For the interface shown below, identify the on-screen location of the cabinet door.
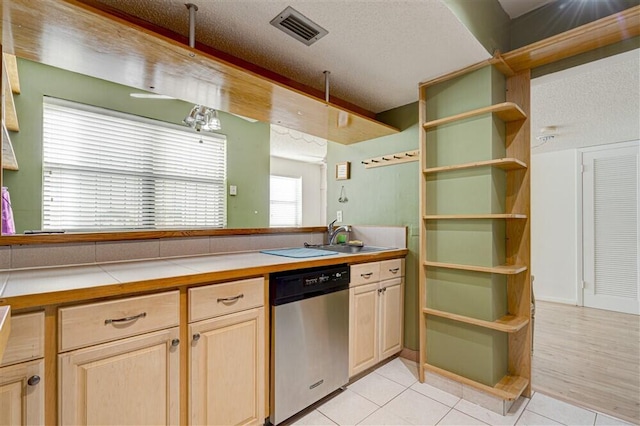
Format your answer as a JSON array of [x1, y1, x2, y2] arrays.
[[379, 278, 404, 360], [0, 359, 44, 426], [349, 282, 379, 377], [59, 327, 180, 426], [190, 307, 265, 426]]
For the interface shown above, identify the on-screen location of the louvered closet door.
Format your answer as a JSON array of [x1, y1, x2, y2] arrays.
[[583, 143, 639, 314]]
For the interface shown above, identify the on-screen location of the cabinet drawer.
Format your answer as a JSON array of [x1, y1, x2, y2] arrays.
[[189, 277, 264, 322], [59, 291, 179, 352], [350, 262, 380, 287], [380, 258, 405, 281], [1, 311, 44, 367]]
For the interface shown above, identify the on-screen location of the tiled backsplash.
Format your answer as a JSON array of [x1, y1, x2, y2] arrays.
[[0, 226, 407, 270]]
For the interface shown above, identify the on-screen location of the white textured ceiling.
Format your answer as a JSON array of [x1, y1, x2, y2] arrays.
[[92, 0, 491, 113], [531, 49, 640, 153]]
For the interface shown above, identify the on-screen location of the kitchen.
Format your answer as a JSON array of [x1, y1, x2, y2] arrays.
[[0, 0, 636, 424]]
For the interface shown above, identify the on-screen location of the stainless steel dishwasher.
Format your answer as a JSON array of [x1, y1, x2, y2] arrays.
[[269, 264, 350, 425]]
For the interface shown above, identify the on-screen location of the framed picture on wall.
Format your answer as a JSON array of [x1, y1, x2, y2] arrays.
[[336, 161, 350, 180]]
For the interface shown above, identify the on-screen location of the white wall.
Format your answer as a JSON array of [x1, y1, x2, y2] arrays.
[[270, 157, 326, 227], [531, 149, 579, 304]]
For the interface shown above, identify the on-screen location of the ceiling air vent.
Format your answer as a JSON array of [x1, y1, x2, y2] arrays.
[[270, 6, 328, 46]]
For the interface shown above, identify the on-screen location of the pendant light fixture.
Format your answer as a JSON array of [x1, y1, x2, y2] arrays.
[[183, 105, 221, 132]]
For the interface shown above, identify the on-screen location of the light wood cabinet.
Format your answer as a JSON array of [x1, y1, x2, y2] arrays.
[[349, 282, 379, 376], [189, 308, 265, 425], [58, 327, 180, 425], [57, 291, 180, 425], [0, 311, 45, 426], [188, 278, 265, 426], [0, 358, 44, 426], [349, 260, 405, 377], [379, 278, 404, 360]]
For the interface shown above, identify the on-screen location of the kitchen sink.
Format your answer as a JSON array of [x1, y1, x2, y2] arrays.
[[313, 244, 391, 254]]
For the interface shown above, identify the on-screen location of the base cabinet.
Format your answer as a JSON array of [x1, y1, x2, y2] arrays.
[[0, 311, 45, 426], [58, 327, 180, 425], [349, 282, 380, 376], [349, 260, 405, 378], [188, 277, 266, 426], [0, 359, 44, 426], [189, 307, 265, 426], [379, 278, 404, 360]]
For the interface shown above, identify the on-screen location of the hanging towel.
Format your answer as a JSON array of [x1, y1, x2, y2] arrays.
[[2, 187, 15, 235]]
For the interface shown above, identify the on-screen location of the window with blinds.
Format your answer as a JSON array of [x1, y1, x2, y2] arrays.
[[270, 175, 302, 227], [42, 98, 227, 231]]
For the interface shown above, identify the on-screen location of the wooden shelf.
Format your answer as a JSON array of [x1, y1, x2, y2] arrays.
[[0, 306, 10, 363], [3, 53, 21, 94], [2, 66, 19, 132], [423, 363, 528, 401], [423, 214, 527, 220], [423, 102, 526, 130], [423, 261, 527, 275], [423, 308, 529, 333], [2, 124, 19, 170], [423, 158, 527, 174]]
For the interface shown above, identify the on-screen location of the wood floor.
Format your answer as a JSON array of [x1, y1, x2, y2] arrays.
[[532, 301, 640, 424]]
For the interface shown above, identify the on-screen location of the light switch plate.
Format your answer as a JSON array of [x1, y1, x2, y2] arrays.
[[229, 185, 237, 196]]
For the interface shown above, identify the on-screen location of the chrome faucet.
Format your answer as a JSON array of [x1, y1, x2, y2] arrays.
[[327, 219, 350, 245]]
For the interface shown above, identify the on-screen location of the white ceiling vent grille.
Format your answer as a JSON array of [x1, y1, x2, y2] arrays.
[[270, 6, 328, 46]]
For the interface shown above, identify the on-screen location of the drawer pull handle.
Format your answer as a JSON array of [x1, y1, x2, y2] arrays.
[[361, 273, 373, 278], [171, 338, 180, 347], [389, 268, 400, 274], [193, 333, 201, 342], [104, 312, 147, 325], [217, 294, 244, 303], [27, 375, 40, 386]]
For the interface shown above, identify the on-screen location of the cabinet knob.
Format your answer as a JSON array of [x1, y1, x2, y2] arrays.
[[171, 338, 180, 347], [27, 375, 41, 386], [193, 333, 201, 342]]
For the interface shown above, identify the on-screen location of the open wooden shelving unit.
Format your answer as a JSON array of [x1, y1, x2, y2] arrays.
[[418, 60, 532, 406]]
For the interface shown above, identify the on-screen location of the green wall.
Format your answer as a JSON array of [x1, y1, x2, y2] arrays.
[[327, 102, 420, 351], [4, 59, 270, 232], [443, 0, 510, 54]]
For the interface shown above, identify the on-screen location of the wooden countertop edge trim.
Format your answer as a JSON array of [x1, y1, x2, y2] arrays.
[[0, 249, 408, 310], [0, 306, 10, 361], [0, 226, 328, 246]]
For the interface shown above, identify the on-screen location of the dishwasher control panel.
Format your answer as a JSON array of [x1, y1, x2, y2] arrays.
[[270, 264, 350, 305]]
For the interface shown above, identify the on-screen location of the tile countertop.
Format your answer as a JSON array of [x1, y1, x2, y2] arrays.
[[0, 248, 408, 310]]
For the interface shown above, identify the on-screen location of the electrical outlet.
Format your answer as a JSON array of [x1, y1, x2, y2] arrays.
[[337, 210, 343, 222]]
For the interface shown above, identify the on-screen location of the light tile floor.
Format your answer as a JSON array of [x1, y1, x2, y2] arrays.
[[290, 358, 635, 426]]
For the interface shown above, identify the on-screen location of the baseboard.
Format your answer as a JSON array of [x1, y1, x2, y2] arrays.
[[399, 347, 418, 362], [535, 296, 578, 305]]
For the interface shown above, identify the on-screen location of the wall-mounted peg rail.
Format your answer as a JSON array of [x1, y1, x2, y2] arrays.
[[361, 149, 420, 169]]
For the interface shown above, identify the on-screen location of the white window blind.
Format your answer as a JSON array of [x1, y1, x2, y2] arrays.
[[270, 175, 302, 227], [42, 98, 227, 231]]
